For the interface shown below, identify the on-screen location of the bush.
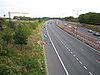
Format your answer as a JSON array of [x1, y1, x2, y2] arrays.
[[31, 22, 38, 29], [2, 32, 13, 45], [23, 56, 35, 70], [13, 23, 31, 49]]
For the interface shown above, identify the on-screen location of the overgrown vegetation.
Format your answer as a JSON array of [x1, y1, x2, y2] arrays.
[[78, 12, 100, 25], [0, 18, 46, 75], [64, 16, 78, 22]]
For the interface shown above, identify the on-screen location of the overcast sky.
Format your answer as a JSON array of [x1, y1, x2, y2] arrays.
[[0, 0, 100, 18]]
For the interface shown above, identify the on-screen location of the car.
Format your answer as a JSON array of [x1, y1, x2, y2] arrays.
[[74, 26, 77, 29], [88, 30, 93, 33], [64, 23, 68, 25], [93, 32, 100, 36], [68, 25, 72, 28]]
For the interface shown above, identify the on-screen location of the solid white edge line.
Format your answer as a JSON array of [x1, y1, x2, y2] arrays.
[[47, 26, 70, 75]]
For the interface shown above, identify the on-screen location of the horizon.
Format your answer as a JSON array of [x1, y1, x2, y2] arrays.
[[0, 0, 100, 18]]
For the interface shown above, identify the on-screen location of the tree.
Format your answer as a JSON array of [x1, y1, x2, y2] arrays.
[[0, 18, 6, 30], [78, 12, 100, 25], [64, 16, 78, 22], [2, 29, 13, 45], [31, 22, 38, 29], [13, 23, 31, 50]]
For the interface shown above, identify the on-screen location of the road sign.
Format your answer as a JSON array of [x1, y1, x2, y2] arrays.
[[43, 33, 48, 38], [42, 26, 46, 30]]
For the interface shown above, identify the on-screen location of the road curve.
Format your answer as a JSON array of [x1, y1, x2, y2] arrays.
[[44, 20, 100, 75]]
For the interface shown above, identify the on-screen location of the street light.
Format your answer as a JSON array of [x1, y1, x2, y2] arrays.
[[73, 10, 82, 17], [73, 10, 82, 37]]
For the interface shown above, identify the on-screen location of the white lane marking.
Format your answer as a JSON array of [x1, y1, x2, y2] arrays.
[[79, 61, 83, 65], [76, 58, 79, 61], [48, 24, 95, 75], [96, 60, 100, 64], [83, 66, 87, 70], [66, 47, 69, 50], [71, 52, 73, 54], [47, 27, 70, 75], [89, 72, 93, 75], [62, 28, 100, 54]]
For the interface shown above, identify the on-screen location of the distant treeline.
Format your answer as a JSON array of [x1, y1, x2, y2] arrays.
[[78, 12, 100, 25], [13, 16, 64, 21], [13, 12, 100, 25], [13, 16, 44, 21]]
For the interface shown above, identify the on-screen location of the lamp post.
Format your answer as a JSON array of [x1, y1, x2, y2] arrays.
[[73, 10, 82, 36], [73, 10, 82, 17]]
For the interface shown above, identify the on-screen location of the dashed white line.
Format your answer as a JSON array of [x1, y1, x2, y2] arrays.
[[71, 52, 73, 54], [66, 47, 69, 50], [47, 27, 70, 75], [48, 25, 95, 75], [83, 66, 87, 70], [96, 60, 100, 64], [89, 72, 93, 75], [63, 27, 100, 54], [76, 58, 79, 61], [79, 61, 83, 65]]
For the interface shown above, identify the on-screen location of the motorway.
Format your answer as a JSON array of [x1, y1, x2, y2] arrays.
[[44, 20, 100, 75], [77, 27, 100, 40], [64, 23, 100, 40]]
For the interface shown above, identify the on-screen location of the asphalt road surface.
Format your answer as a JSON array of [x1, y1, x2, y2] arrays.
[[44, 20, 100, 75], [64, 22, 100, 40], [77, 27, 100, 40]]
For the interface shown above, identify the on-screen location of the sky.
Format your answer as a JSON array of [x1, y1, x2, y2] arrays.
[[0, 0, 100, 18]]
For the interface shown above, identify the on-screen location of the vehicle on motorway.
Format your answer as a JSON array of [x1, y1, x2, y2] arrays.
[[68, 25, 72, 28], [93, 32, 100, 36], [88, 30, 93, 33], [64, 23, 68, 25], [73, 26, 77, 29]]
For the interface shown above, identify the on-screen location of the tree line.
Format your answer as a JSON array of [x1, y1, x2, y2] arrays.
[[11, 12, 100, 25], [78, 12, 100, 25]]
